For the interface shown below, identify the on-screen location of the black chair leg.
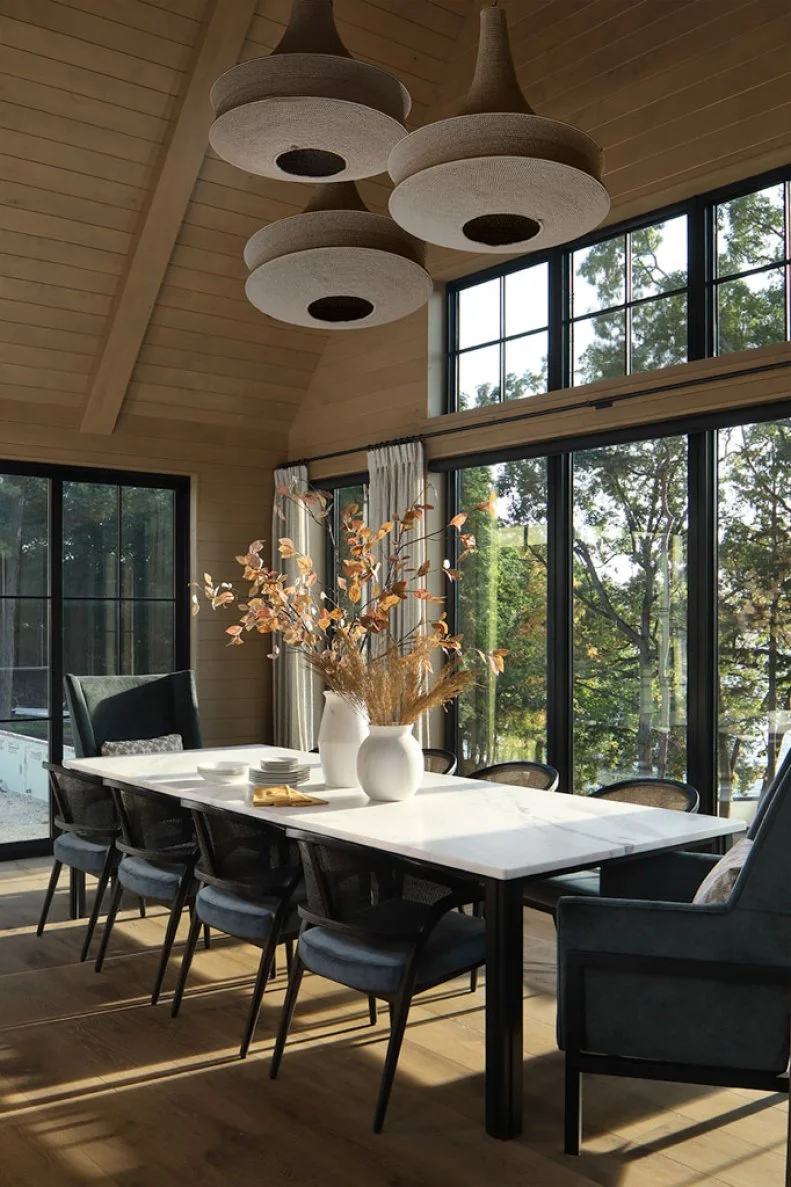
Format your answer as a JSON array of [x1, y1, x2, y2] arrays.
[[138, 898, 146, 919], [203, 924, 211, 950], [269, 950, 305, 1080], [373, 990, 412, 1133], [170, 910, 202, 1018], [564, 1059, 581, 1155], [150, 876, 191, 1006], [36, 859, 63, 937], [470, 900, 482, 991], [285, 938, 294, 976], [80, 852, 115, 963], [240, 928, 281, 1060], [94, 878, 123, 973], [368, 995, 378, 1025]]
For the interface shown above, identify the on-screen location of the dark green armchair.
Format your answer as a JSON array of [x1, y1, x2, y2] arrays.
[[65, 672, 202, 758], [557, 753, 791, 1164]]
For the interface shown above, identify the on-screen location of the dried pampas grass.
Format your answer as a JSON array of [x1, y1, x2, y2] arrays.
[[307, 637, 474, 726]]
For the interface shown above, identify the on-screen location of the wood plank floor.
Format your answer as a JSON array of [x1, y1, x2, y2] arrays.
[[0, 858, 785, 1187]]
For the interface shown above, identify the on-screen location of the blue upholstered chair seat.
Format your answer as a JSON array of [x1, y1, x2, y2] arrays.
[[53, 832, 111, 876], [299, 910, 486, 995], [118, 855, 194, 902], [196, 884, 302, 943], [523, 869, 601, 912]]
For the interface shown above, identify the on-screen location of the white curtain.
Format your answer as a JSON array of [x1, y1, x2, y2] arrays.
[[272, 464, 317, 751], [367, 440, 428, 744]]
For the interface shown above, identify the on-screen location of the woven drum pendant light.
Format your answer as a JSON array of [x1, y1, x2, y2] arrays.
[[209, 0, 411, 182], [243, 183, 433, 330], [388, 5, 609, 253]]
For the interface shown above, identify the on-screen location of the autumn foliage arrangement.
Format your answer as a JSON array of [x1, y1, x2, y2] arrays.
[[195, 482, 506, 727]]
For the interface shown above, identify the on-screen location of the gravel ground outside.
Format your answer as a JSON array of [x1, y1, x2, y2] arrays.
[[0, 792, 50, 844]]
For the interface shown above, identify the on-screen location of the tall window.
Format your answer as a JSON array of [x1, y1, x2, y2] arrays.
[[447, 167, 791, 414], [455, 461, 547, 773], [0, 466, 189, 853], [453, 262, 549, 410], [572, 438, 688, 788], [718, 421, 791, 820]]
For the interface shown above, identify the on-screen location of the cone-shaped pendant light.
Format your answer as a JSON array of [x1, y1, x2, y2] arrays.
[[388, 5, 609, 253], [244, 183, 433, 330], [210, 0, 411, 182]]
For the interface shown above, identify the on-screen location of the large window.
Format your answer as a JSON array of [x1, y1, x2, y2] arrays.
[[718, 421, 791, 820], [455, 461, 547, 772], [0, 465, 189, 854], [446, 413, 791, 814], [447, 168, 791, 414], [572, 439, 688, 788]]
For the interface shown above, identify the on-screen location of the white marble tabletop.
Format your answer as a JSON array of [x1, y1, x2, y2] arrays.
[[65, 745, 745, 882]]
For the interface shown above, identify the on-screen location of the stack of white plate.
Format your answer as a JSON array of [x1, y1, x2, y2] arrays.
[[250, 757, 311, 787]]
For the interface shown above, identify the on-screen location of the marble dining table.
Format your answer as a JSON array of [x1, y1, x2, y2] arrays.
[[65, 744, 745, 1140]]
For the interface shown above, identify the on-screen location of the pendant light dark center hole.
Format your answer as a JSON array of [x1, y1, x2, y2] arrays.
[[308, 296, 374, 323], [276, 148, 346, 178], [462, 214, 541, 247]]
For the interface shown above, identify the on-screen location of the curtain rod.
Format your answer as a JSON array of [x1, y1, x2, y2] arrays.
[[278, 356, 791, 470]]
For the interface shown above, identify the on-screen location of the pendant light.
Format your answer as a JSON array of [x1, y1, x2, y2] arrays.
[[388, 4, 609, 253], [210, 0, 411, 182], [243, 183, 433, 330]]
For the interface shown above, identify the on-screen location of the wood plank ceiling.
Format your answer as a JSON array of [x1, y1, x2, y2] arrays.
[[1, 0, 789, 437]]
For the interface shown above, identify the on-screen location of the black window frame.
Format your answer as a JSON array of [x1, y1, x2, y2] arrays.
[[446, 164, 791, 415], [0, 460, 190, 860]]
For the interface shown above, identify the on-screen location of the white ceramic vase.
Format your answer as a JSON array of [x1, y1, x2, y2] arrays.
[[356, 723, 423, 802], [317, 691, 368, 787]]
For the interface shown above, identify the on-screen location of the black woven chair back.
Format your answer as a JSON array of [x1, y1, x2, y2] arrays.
[[472, 760, 559, 791], [190, 804, 299, 897], [293, 832, 464, 939], [45, 764, 116, 838], [422, 748, 458, 776], [591, 777, 699, 813], [114, 785, 195, 860]]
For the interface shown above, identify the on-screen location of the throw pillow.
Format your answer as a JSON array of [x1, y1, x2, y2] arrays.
[[101, 733, 184, 757], [692, 837, 753, 905]]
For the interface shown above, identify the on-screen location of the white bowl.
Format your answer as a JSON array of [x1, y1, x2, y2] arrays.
[[197, 763, 247, 784]]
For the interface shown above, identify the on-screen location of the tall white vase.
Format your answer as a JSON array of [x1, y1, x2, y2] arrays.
[[356, 723, 423, 802], [317, 691, 368, 787]]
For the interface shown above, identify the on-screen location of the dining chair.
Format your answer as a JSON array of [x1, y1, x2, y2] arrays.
[[171, 802, 304, 1058], [558, 754, 791, 1165], [422, 748, 458, 776], [522, 775, 700, 917], [270, 831, 485, 1132], [471, 760, 559, 790], [37, 764, 119, 962], [64, 671, 202, 758], [94, 782, 205, 1005]]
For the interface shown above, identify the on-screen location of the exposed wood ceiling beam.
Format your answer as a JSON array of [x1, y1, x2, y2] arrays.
[[80, 0, 257, 435]]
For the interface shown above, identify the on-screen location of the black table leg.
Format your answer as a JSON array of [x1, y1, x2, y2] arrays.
[[484, 877, 524, 1139], [69, 868, 86, 919]]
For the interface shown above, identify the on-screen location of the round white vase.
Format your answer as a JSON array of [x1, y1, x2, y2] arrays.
[[317, 691, 368, 788], [356, 723, 423, 802]]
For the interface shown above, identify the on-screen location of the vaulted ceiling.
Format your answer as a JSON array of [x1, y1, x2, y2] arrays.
[[0, 0, 788, 447]]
